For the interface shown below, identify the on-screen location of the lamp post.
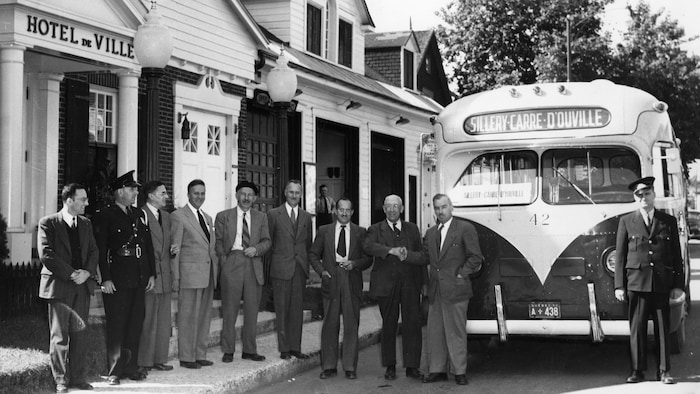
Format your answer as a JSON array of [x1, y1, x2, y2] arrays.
[[134, 1, 173, 182], [266, 49, 298, 204]]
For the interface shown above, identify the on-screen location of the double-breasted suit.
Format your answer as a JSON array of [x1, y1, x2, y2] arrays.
[[267, 204, 313, 354], [171, 205, 217, 363], [414, 218, 483, 376], [38, 211, 99, 386], [138, 205, 173, 368], [215, 207, 271, 355], [309, 222, 372, 372], [363, 220, 426, 370], [615, 209, 683, 372]]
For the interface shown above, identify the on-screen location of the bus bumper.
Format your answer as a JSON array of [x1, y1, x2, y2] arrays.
[[466, 319, 632, 337]]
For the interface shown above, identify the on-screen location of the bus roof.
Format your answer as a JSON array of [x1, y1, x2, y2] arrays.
[[436, 80, 669, 143]]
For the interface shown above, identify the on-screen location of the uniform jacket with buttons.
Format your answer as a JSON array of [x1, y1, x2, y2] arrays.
[[143, 206, 172, 294], [614, 209, 684, 293]]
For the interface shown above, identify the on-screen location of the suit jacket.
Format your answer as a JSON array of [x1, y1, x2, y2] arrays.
[[143, 206, 172, 294], [614, 209, 683, 293], [171, 206, 218, 289], [38, 213, 99, 299], [418, 219, 483, 304], [363, 220, 426, 298], [309, 222, 372, 299], [267, 205, 313, 280], [214, 207, 272, 285]]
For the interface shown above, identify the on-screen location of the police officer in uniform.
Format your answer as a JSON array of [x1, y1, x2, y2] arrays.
[[94, 170, 155, 385], [615, 176, 684, 385]]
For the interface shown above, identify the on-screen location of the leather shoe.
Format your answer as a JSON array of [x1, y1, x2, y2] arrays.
[[406, 367, 423, 380], [55, 384, 68, 393], [196, 359, 214, 366], [222, 353, 234, 363], [106, 375, 120, 385], [625, 370, 644, 383], [180, 360, 201, 369], [384, 365, 396, 380], [290, 350, 310, 359], [242, 352, 266, 361], [345, 371, 357, 379], [423, 372, 449, 383], [68, 382, 94, 390], [280, 352, 292, 360], [455, 374, 469, 385], [319, 369, 337, 379], [151, 363, 173, 371], [658, 371, 676, 384], [122, 371, 147, 381]]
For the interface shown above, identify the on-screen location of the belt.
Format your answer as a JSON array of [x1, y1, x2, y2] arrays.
[[116, 245, 142, 258]]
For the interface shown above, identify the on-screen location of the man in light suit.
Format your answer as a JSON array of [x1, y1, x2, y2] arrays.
[[363, 194, 426, 381], [138, 181, 175, 372], [315, 184, 335, 228], [268, 179, 313, 360], [215, 181, 272, 362], [415, 194, 482, 386], [38, 183, 99, 393], [615, 177, 684, 384], [309, 198, 372, 380], [171, 179, 218, 369]]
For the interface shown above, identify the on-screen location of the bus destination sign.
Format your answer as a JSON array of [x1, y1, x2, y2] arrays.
[[464, 107, 611, 134]]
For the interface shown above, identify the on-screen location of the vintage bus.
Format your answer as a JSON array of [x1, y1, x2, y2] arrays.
[[423, 80, 689, 350]]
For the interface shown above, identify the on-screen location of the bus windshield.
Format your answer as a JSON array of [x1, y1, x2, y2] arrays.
[[543, 147, 640, 205]]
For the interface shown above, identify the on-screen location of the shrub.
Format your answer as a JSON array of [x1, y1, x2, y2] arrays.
[[0, 213, 8, 262]]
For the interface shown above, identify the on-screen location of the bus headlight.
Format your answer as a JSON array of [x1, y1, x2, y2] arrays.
[[602, 247, 616, 274]]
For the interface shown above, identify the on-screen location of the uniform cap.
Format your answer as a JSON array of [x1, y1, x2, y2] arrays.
[[110, 170, 141, 192], [628, 176, 655, 194]]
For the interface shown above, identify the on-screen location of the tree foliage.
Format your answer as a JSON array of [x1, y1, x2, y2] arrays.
[[436, 0, 700, 161]]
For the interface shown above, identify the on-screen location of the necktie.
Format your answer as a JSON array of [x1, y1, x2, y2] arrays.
[[392, 223, 400, 238], [321, 196, 327, 214], [72, 217, 77, 228], [242, 212, 250, 248], [437, 223, 444, 252], [290, 208, 296, 224], [337, 225, 347, 257], [198, 210, 210, 241], [157, 210, 162, 226]]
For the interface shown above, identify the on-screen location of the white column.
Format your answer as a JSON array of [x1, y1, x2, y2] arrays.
[[115, 69, 141, 177], [0, 44, 26, 232], [36, 73, 65, 219]]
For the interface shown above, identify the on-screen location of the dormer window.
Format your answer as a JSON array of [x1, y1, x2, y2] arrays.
[[307, 3, 323, 55], [403, 49, 414, 89], [338, 19, 352, 67]]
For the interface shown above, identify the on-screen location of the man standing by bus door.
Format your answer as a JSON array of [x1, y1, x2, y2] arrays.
[[615, 176, 684, 384]]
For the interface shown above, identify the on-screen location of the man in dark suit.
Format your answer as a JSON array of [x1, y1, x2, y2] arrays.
[[363, 194, 426, 381], [414, 194, 483, 386], [94, 171, 155, 385], [615, 176, 684, 385], [268, 179, 313, 360], [38, 183, 99, 393], [315, 184, 335, 228], [171, 179, 218, 369], [138, 181, 175, 372], [215, 181, 272, 362], [309, 198, 372, 380]]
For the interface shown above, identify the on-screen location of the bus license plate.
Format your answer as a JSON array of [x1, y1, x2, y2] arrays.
[[529, 302, 561, 319]]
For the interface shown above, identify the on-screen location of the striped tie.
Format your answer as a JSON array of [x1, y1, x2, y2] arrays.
[[242, 212, 250, 248]]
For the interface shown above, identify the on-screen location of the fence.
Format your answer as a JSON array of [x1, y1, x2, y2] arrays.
[[0, 262, 44, 320]]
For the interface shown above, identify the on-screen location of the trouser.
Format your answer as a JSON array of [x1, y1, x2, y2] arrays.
[[627, 290, 671, 371], [272, 264, 306, 353], [220, 251, 262, 354], [376, 276, 422, 368], [103, 286, 145, 377], [426, 291, 469, 375], [47, 286, 90, 385], [138, 291, 172, 366], [321, 267, 360, 371], [178, 275, 214, 362]]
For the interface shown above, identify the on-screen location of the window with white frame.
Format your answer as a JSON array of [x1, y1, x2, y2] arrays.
[[307, 2, 323, 56], [403, 49, 415, 89], [338, 18, 352, 67], [89, 90, 116, 144]]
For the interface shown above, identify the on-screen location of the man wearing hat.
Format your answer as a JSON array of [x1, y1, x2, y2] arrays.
[[614, 176, 684, 384], [94, 170, 155, 385], [215, 181, 271, 362]]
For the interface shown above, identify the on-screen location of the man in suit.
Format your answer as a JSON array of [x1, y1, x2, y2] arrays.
[[138, 181, 175, 372], [615, 176, 684, 384], [310, 198, 372, 380], [268, 179, 313, 360], [415, 194, 483, 386], [94, 171, 155, 385], [38, 183, 99, 393], [315, 184, 335, 228], [171, 179, 218, 369], [215, 181, 272, 362], [363, 194, 426, 381]]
